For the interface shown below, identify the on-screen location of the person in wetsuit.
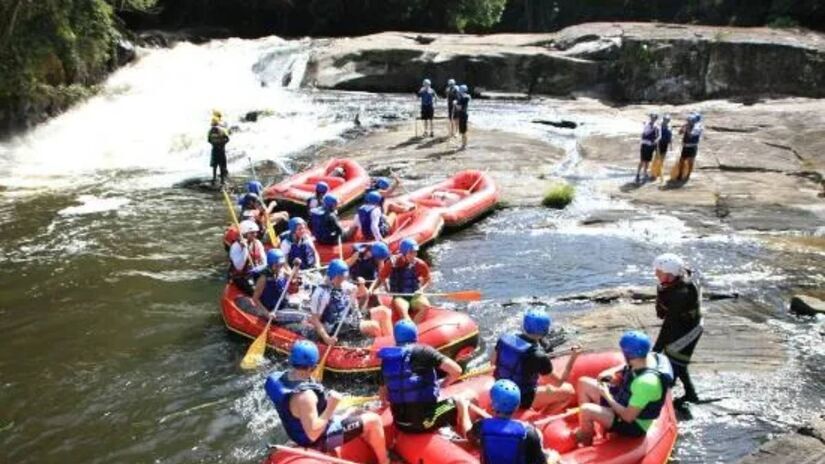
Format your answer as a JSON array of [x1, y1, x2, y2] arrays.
[[652, 253, 702, 408], [208, 116, 230, 186]]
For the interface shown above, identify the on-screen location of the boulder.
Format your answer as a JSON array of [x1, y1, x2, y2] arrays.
[[790, 294, 825, 316]]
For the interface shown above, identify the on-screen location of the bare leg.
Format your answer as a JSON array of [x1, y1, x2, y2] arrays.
[[361, 412, 389, 464], [532, 382, 575, 414], [684, 158, 695, 180], [411, 295, 431, 324], [393, 297, 411, 320], [369, 306, 393, 337]]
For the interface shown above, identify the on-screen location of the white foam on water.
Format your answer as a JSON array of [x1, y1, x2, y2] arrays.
[[58, 195, 130, 216]]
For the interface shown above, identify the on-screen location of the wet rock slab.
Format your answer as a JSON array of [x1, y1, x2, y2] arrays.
[[738, 415, 825, 464]]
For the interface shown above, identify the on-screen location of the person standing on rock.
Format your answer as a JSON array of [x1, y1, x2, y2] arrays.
[[651, 253, 702, 408], [445, 78, 459, 137], [208, 113, 230, 186], [636, 113, 659, 183], [650, 114, 671, 181], [417, 79, 437, 137], [454, 84, 471, 150], [672, 113, 704, 182]]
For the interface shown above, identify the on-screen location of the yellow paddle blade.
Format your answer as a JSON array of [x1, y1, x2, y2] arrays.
[[311, 349, 329, 381], [443, 290, 482, 302], [240, 320, 271, 370], [458, 364, 493, 381], [336, 395, 379, 411]]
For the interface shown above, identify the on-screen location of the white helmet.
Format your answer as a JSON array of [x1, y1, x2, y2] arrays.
[[423, 78, 431, 86], [653, 253, 685, 276], [239, 220, 259, 235], [447, 78, 456, 86], [648, 112, 659, 120]]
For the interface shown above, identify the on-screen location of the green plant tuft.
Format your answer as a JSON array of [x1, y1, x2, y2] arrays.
[[542, 182, 575, 209]]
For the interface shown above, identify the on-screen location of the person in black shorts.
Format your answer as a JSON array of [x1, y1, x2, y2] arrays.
[[378, 320, 463, 433], [636, 113, 659, 183], [207, 116, 230, 186], [454, 84, 471, 150], [417, 79, 437, 137], [673, 112, 704, 182], [445, 78, 459, 137]]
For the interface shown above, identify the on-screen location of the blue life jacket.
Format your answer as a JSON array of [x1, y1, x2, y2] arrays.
[[641, 122, 658, 145], [357, 204, 389, 240], [479, 417, 528, 464], [389, 258, 419, 294], [306, 195, 321, 211], [309, 207, 337, 244], [660, 125, 672, 144], [611, 353, 674, 420], [318, 284, 352, 327], [683, 124, 703, 147], [456, 95, 470, 116], [260, 268, 288, 311], [287, 238, 316, 270], [264, 372, 328, 447], [493, 334, 540, 399], [378, 345, 439, 406], [350, 251, 378, 281], [419, 88, 435, 106]]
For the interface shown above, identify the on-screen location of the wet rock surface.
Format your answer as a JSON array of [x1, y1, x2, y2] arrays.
[[738, 415, 825, 464]]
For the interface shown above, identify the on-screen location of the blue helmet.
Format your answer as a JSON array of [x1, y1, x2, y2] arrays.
[[393, 320, 418, 345], [490, 379, 521, 415], [523, 308, 551, 336], [288, 217, 305, 235], [327, 259, 349, 279], [365, 191, 382, 205], [400, 238, 419, 254], [289, 340, 319, 368], [323, 194, 338, 209], [247, 181, 264, 195], [619, 331, 652, 360], [371, 242, 391, 261], [459, 84, 468, 93], [315, 181, 329, 195], [688, 112, 701, 124], [266, 249, 285, 266], [375, 177, 391, 190], [239, 192, 261, 206]]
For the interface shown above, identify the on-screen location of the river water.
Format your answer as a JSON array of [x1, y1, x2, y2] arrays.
[[1, 37, 823, 464]]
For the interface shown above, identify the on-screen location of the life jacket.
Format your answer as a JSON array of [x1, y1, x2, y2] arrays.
[[264, 372, 328, 447], [350, 250, 379, 281], [641, 122, 658, 146], [357, 204, 389, 240], [456, 95, 470, 115], [230, 240, 264, 277], [660, 125, 672, 144], [389, 257, 419, 294], [683, 123, 703, 147], [419, 88, 435, 106], [378, 345, 439, 406], [260, 268, 288, 311], [446, 86, 459, 104], [479, 417, 528, 464], [611, 353, 674, 420], [317, 284, 352, 326], [208, 126, 228, 146], [493, 334, 540, 398], [309, 207, 337, 244], [306, 195, 321, 211], [286, 237, 316, 270]]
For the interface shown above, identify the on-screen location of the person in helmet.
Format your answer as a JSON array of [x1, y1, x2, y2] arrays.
[[280, 217, 319, 270], [454, 84, 471, 150], [457, 379, 554, 464], [347, 242, 392, 308], [492, 309, 580, 414], [356, 191, 395, 242], [671, 112, 704, 182], [650, 114, 672, 181], [574, 331, 674, 445], [331, 166, 346, 178], [308, 259, 392, 345], [378, 320, 463, 433], [652, 253, 702, 408], [309, 194, 353, 245], [307, 181, 329, 211], [239, 188, 288, 243], [444, 78, 459, 137], [372, 238, 432, 322], [417, 78, 438, 137], [207, 115, 230, 186], [228, 220, 267, 295], [265, 341, 390, 464], [249, 250, 307, 325], [636, 113, 660, 183]]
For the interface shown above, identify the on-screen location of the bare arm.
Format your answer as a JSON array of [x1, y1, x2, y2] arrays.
[[310, 314, 335, 346], [291, 390, 339, 442], [600, 386, 642, 423], [547, 347, 581, 385], [252, 275, 267, 310], [439, 357, 463, 388]]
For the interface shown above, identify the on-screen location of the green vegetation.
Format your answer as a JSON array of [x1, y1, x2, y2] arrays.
[[541, 182, 575, 209], [767, 16, 799, 29]]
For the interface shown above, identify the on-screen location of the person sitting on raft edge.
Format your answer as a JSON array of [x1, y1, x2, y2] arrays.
[[492, 308, 580, 415], [370, 237, 432, 323], [455, 379, 558, 464], [347, 242, 391, 307], [574, 331, 674, 446], [378, 320, 464, 434], [247, 250, 307, 327], [228, 220, 267, 296], [265, 340, 391, 464], [280, 217, 320, 270], [307, 181, 329, 211], [309, 194, 355, 246], [308, 259, 392, 346], [356, 191, 396, 243]]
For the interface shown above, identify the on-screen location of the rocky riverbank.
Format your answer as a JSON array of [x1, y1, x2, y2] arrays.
[[302, 23, 825, 103]]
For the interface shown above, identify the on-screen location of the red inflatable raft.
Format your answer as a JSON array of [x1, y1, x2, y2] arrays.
[[265, 352, 677, 464], [315, 207, 444, 264], [221, 284, 479, 376], [388, 170, 500, 228], [263, 159, 371, 214]]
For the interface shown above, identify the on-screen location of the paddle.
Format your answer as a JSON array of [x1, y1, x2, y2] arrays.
[[272, 445, 359, 464], [240, 265, 300, 370], [335, 394, 379, 411], [221, 188, 241, 228], [382, 290, 482, 302], [248, 157, 280, 248], [311, 286, 363, 381]]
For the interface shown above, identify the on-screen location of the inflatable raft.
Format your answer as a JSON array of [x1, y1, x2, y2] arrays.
[[265, 352, 677, 464], [315, 208, 444, 264], [263, 159, 371, 215], [221, 284, 479, 376], [388, 170, 500, 228]]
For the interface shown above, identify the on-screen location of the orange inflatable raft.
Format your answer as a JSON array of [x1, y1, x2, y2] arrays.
[[221, 284, 479, 376], [263, 159, 370, 215], [264, 352, 677, 464], [388, 170, 500, 228]]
